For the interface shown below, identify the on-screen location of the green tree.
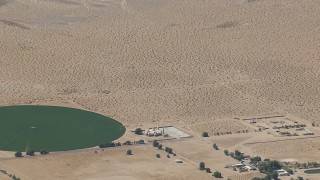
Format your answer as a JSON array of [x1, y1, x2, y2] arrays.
[[202, 132, 209, 137], [40, 150, 49, 155], [199, 162, 205, 170], [213, 171, 222, 178], [26, 150, 34, 156], [153, 140, 159, 147], [165, 147, 173, 154], [135, 128, 143, 135], [205, 168, 211, 173], [157, 144, 163, 150], [15, 151, 22, 157], [126, 149, 132, 155], [258, 160, 282, 173]]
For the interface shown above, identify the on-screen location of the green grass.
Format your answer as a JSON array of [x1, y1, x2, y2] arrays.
[[304, 169, 320, 174], [0, 105, 125, 152]]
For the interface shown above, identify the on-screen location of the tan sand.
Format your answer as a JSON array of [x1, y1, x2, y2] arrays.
[[1, 0, 320, 179]]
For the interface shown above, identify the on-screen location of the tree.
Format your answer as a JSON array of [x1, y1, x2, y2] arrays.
[[229, 152, 234, 157], [137, 139, 145, 144], [297, 177, 303, 180], [26, 150, 34, 156], [15, 151, 22, 157], [126, 149, 132, 155], [165, 147, 173, 154], [258, 160, 282, 173], [153, 140, 159, 147], [250, 156, 262, 163], [213, 171, 222, 178], [156, 154, 161, 158], [224, 150, 229, 156], [40, 150, 49, 155], [135, 128, 143, 135], [205, 168, 211, 173], [157, 144, 163, 150], [213, 143, 219, 150], [199, 162, 205, 170], [123, 141, 132, 145], [202, 132, 209, 137]]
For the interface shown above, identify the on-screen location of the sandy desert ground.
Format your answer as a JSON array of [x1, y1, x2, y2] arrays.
[[1, 0, 320, 179]]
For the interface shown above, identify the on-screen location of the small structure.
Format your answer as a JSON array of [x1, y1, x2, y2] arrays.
[[175, 159, 183, 163], [274, 169, 289, 176]]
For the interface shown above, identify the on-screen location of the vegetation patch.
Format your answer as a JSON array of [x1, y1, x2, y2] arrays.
[[0, 105, 125, 151]]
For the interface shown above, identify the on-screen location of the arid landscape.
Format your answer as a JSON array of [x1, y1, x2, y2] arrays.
[[1, 0, 320, 179]]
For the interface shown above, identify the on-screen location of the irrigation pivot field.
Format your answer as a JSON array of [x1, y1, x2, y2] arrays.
[[0, 105, 125, 152]]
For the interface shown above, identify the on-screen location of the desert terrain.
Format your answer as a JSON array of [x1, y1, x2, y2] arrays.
[[1, 0, 320, 179]]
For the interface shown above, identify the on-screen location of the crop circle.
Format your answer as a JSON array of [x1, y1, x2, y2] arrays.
[[0, 105, 125, 152]]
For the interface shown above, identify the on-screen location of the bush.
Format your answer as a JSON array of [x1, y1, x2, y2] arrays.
[[135, 128, 143, 135], [224, 150, 229, 156], [40, 150, 49, 155], [205, 168, 211, 173], [213, 143, 219, 150], [167, 154, 170, 158], [137, 139, 145, 144], [153, 140, 159, 147], [14, 151, 22, 157], [297, 177, 303, 180], [156, 154, 161, 158], [99, 142, 116, 148], [199, 162, 205, 170], [123, 141, 132, 145], [165, 147, 173, 154], [126, 149, 132, 155], [213, 171, 222, 178], [202, 132, 209, 137], [26, 150, 34, 156], [173, 153, 177, 156], [157, 144, 162, 150]]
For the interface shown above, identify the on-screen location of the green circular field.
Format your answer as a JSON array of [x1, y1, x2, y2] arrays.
[[0, 105, 125, 152]]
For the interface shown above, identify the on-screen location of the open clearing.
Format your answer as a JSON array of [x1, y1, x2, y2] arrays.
[[1, 0, 320, 179]]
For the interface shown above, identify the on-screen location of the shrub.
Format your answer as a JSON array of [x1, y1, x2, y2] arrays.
[[153, 140, 159, 147], [137, 139, 145, 144], [205, 168, 211, 173], [40, 150, 49, 155], [173, 153, 177, 156], [134, 128, 143, 135], [26, 150, 34, 156], [202, 132, 209, 137], [167, 154, 170, 158], [126, 149, 132, 155], [223, 150, 229, 156], [123, 141, 132, 145], [99, 142, 116, 148], [213, 143, 219, 150], [213, 171, 222, 178], [199, 162, 205, 170], [14, 151, 22, 157], [157, 144, 162, 150], [156, 154, 161, 158], [165, 147, 173, 154]]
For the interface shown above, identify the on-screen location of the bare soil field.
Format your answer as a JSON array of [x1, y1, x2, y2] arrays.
[[1, 0, 320, 179]]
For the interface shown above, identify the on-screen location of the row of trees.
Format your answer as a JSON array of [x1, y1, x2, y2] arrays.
[[15, 149, 49, 157], [199, 162, 222, 178], [99, 140, 145, 148]]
